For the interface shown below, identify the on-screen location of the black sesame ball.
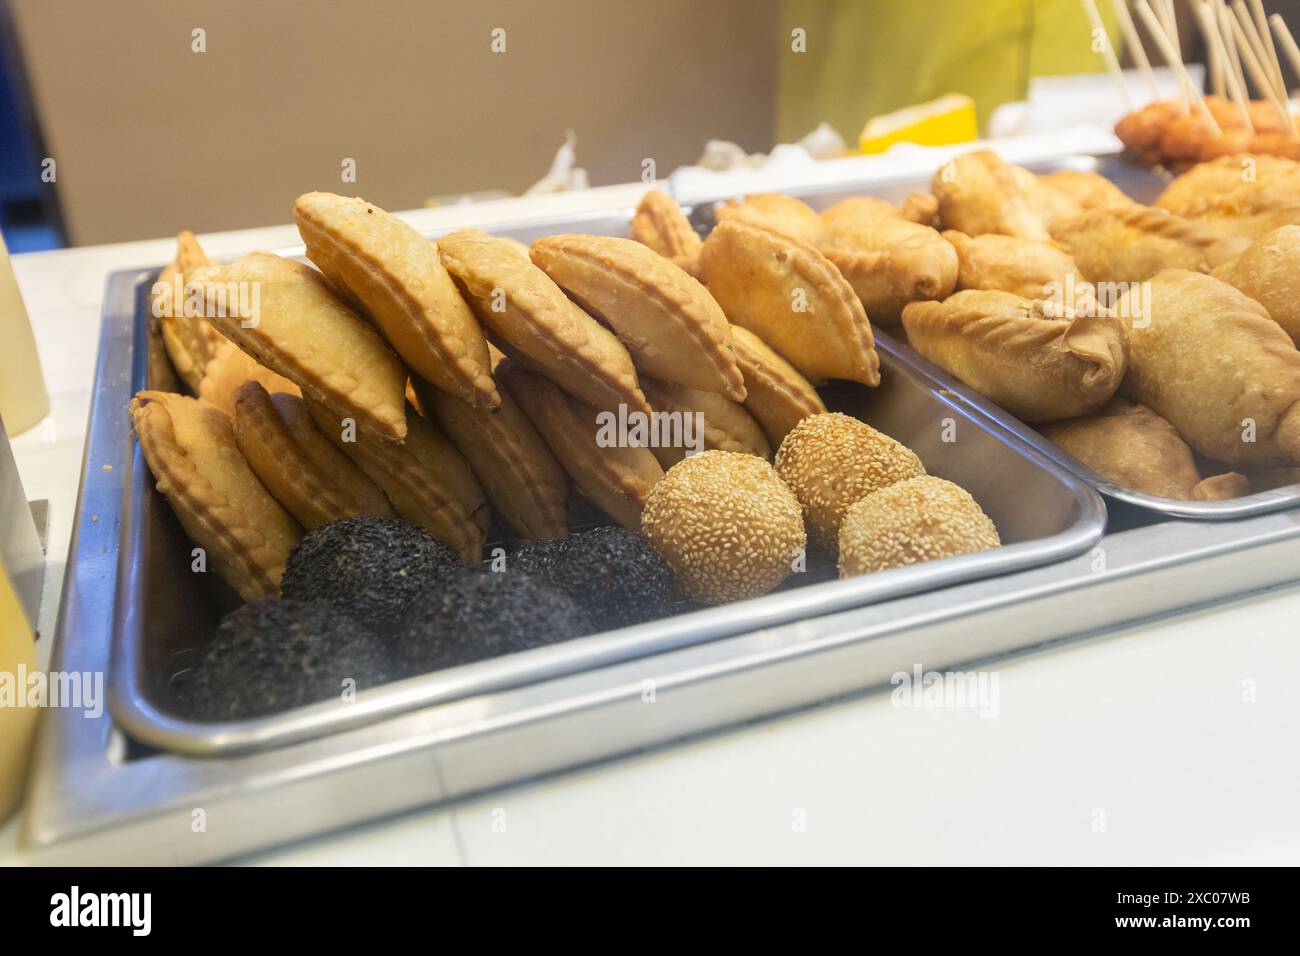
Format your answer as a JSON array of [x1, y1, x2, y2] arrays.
[[281, 517, 458, 630], [179, 598, 389, 721], [513, 527, 674, 629], [392, 566, 592, 675]]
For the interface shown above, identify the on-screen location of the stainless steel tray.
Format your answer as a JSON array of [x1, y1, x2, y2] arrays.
[[24, 153, 1300, 864], [688, 154, 1300, 519], [109, 270, 1103, 755]]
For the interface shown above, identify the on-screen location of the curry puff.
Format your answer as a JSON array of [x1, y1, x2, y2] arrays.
[[1153, 155, 1300, 241], [232, 382, 393, 529], [130, 390, 300, 598], [727, 325, 826, 446], [1039, 169, 1136, 213], [817, 198, 958, 324], [294, 192, 499, 410], [1211, 226, 1300, 345], [530, 234, 745, 400], [629, 188, 703, 276], [307, 399, 490, 563], [931, 150, 1053, 240], [410, 370, 569, 542], [1117, 270, 1300, 467], [699, 220, 880, 387], [1039, 398, 1246, 501], [198, 337, 300, 418], [499, 360, 664, 532], [153, 230, 220, 393], [1155, 155, 1300, 217], [900, 290, 1127, 423], [714, 192, 824, 245], [639, 376, 770, 469], [437, 228, 650, 416], [942, 230, 1087, 301], [191, 253, 409, 442], [1048, 206, 1232, 284]]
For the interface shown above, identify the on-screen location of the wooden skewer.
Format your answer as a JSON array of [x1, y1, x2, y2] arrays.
[[1136, 0, 1224, 132], [1159, 0, 1181, 57], [1233, 1, 1283, 100], [1228, 4, 1297, 132], [1156, 0, 1194, 110], [1083, 0, 1134, 109], [1270, 14, 1300, 87], [1199, 0, 1227, 96], [1220, 1, 1252, 105], [1249, 0, 1288, 102], [1198, 0, 1254, 128], [1111, 0, 1160, 99]]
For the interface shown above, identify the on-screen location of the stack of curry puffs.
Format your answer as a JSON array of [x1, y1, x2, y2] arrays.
[[908, 149, 1300, 501], [139, 189, 870, 599]]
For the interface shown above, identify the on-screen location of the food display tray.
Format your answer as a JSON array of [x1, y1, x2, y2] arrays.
[[111, 273, 1101, 755], [23, 155, 1300, 864]]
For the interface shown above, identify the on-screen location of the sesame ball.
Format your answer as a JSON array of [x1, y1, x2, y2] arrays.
[[281, 517, 458, 632], [838, 476, 1000, 577], [391, 566, 593, 676], [181, 598, 389, 721], [775, 412, 925, 549], [512, 527, 674, 629], [640, 450, 806, 604]]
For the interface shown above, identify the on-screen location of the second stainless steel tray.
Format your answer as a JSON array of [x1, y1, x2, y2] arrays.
[[688, 154, 1300, 520], [108, 271, 1103, 755]]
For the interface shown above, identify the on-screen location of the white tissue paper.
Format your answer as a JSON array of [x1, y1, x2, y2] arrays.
[[525, 131, 591, 195]]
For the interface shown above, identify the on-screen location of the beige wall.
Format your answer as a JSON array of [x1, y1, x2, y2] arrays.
[[12, 0, 778, 245]]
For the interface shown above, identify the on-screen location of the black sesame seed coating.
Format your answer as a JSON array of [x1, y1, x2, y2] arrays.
[[512, 527, 674, 629], [281, 517, 458, 631], [392, 566, 593, 675], [179, 598, 389, 721]]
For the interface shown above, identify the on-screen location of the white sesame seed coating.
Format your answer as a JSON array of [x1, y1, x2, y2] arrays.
[[774, 412, 925, 550], [837, 475, 1000, 578], [640, 450, 806, 605]]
